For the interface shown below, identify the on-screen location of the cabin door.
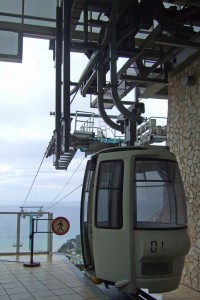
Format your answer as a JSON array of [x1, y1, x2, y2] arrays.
[[80, 160, 94, 268], [92, 160, 132, 286]]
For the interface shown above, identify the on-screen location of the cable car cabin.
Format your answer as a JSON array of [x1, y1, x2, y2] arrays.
[[80, 146, 190, 294]]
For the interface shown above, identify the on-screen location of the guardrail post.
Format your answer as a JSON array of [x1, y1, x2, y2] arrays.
[[16, 213, 21, 255]]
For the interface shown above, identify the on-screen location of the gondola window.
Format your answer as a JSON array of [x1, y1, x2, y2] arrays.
[[134, 159, 187, 228], [96, 160, 123, 228]]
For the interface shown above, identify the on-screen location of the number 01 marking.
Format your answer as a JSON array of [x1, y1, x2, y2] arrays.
[[150, 241, 164, 252]]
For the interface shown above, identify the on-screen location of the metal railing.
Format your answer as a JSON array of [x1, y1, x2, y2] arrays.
[[74, 111, 95, 134], [0, 211, 53, 255], [136, 117, 167, 145], [73, 110, 124, 141]]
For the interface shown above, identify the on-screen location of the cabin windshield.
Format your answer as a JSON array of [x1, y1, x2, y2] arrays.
[[134, 159, 187, 229]]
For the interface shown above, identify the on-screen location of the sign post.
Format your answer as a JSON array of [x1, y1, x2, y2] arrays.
[[23, 217, 70, 267], [23, 218, 40, 267]]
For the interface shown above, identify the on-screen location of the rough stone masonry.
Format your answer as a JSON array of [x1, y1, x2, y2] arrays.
[[167, 56, 200, 292]]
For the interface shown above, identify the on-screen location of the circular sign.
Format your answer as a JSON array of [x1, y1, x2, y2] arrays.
[[52, 217, 70, 235]]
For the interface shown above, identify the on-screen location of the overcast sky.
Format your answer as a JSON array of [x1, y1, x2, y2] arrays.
[[0, 37, 167, 213]]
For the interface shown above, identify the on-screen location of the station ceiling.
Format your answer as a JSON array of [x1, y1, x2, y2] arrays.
[[1, 1, 200, 166], [0, 0, 200, 100]]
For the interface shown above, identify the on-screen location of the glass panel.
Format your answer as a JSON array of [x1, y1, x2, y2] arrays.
[[85, 169, 93, 191], [136, 181, 170, 223], [0, 214, 17, 253], [24, 0, 56, 19], [0, 31, 19, 55], [82, 167, 93, 222], [34, 219, 48, 252], [84, 193, 89, 222], [0, 16, 22, 23], [135, 160, 187, 228], [97, 190, 109, 223], [110, 190, 122, 227], [110, 162, 122, 188], [0, 0, 22, 14], [135, 160, 172, 181], [20, 216, 31, 252], [98, 163, 110, 188], [98, 161, 122, 188], [96, 161, 123, 228]]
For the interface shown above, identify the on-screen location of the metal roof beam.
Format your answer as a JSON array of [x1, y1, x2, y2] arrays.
[[121, 75, 168, 84], [154, 36, 200, 49], [0, 21, 56, 39]]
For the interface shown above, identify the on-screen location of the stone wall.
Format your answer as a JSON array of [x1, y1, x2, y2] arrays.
[[167, 57, 200, 292]]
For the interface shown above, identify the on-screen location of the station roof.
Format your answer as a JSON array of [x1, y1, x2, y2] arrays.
[[0, 0, 200, 100]]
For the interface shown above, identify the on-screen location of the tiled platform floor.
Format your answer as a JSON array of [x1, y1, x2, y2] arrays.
[[0, 254, 109, 300], [0, 254, 199, 300]]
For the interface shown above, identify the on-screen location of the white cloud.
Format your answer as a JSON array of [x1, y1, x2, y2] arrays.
[[0, 164, 12, 173]]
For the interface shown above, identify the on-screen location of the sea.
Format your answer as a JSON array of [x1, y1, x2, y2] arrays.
[[0, 203, 80, 253]]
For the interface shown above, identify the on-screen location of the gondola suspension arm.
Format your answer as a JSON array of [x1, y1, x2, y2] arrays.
[[109, 0, 137, 121]]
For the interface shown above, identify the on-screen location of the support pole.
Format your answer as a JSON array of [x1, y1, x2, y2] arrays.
[[47, 213, 53, 254], [23, 218, 40, 267], [55, 6, 63, 162], [63, 0, 73, 152], [16, 213, 21, 255]]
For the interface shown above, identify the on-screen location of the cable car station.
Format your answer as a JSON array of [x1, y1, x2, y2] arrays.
[[0, 0, 200, 299]]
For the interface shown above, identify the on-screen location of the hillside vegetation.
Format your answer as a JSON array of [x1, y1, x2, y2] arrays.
[[58, 234, 82, 257]]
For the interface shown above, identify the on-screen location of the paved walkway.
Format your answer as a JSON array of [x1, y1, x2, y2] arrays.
[[0, 254, 109, 300], [0, 254, 199, 300]]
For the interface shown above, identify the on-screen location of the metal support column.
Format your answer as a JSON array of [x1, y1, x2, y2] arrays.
[[47, 213, 53, 254], [63, 0, 73, 152], [23, 218, 40, 267], [55, 6, 63, 162], [16, 213, 21, 255], [83, 3, 88, 43]]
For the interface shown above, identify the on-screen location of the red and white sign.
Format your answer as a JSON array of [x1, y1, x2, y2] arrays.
[[51, 217, 70, 235]]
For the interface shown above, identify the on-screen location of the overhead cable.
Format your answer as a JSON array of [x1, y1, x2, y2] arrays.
[[44, 155, 86, 211], [21, 153, 46, 208], [44, 183, 83, 211]]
